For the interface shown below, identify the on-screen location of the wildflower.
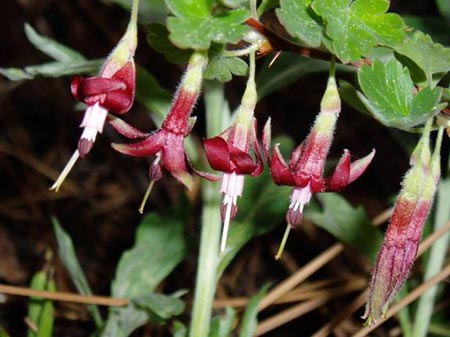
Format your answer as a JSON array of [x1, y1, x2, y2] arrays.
[[110, 51, 208, 213], [363, 121, 443, 326], [51, 0, 139, 191], [263, 72, 375, 259], [200, 53, 263, 254]]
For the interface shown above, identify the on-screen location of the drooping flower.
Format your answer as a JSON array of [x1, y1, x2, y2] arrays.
[[110, 51, 208, 212], [363, 121, 443, 326], [200, 53, 263, 254], [51, 0, 139, 191], [263, 72, 375, 259]]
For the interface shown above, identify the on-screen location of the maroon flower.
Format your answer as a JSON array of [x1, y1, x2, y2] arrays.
[[110, 52, 208, 212], [51, 7, 138, 191], [263, 75, 375, 258], [200, 75, 263, 254]]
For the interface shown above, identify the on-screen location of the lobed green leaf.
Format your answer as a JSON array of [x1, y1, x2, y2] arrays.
[[357, 59, 442, 129], [312, 0, 406, 63], [277, 0, 323, 47]]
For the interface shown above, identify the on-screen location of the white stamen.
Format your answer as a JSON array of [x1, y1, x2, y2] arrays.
[[221, 194, 233, 255], [80, 102, 108, 142], [219, 172, 245, 256], [50, 150, 80, 192], [289, 183, 313, 213]]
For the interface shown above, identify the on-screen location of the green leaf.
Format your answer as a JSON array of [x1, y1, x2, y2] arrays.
[[209, 307, 236, 337], [133, 293, 185, 319], [112, 213, 186, 298], [0, 60, 102, 81], [27, 270, 55, 337], [101, 212, 187, 337], [217, 137, 294, 277], [277, 0, 323, 47], [0, 327, 10, 337], [110, 0, 169, 24], [394, 31, 450, 83], [204, 55, 248, 82], [24, 24, 85, 63], [238, 284, 270, 337], [52, 218, 103, 328], [147, 23, 192, 64], [436, 0, 450, 21], [166, 0, 250, 50], [257, 0, 280, 16], [305, 193, 383, 260], [338, 80, 371, 116], [166, 0, 212, 18], [312, 0, 406, 63], [173, 321, 188, 337], [357, 58, 442, 129]]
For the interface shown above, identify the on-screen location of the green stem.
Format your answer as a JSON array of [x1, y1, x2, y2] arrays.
[[189, 81, 228, 337], [411, 177, 450, 337]]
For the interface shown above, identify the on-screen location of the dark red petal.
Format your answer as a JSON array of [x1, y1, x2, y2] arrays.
[[111, 130, 166, 156], [71, 75, 83, 100], [325, 150, 351, 192], [107, 115, 149, 139], [270, 144, 295, 186], [204, 136, 232, 172], [162, 133, 194, 190], [103, 61, 136, 114], [229, 146, 257, 174], [76, 77, 126, 97]]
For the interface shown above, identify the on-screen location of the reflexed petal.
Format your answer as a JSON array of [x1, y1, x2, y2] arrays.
[[326, 149, 351, 192], [111, 130, 166, 156], [289, 142, 304, 170], [204, 136, 232, 172], [250, 118, 264, 176], [348, 149, 376, 184], [262, 118, 272, 164], [270, 144, 295, 186], [107, 115, 149, 139], [163, 133, 194, 189]]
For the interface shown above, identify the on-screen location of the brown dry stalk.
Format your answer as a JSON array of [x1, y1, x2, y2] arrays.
[[255, 280, 366, 336], [213, 278, 366, 309], [311, 220, 450, 337], [255, 299, 327, 336], [258, 243, 345, 311], [352, 263, 450, 337], [0, 284, 128, 307]]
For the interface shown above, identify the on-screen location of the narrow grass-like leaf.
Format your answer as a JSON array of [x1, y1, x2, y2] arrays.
[[24, 24, 85, 63], [239, 284, 270, 337], [52, 218, 103, 328]]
